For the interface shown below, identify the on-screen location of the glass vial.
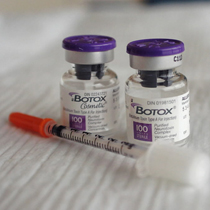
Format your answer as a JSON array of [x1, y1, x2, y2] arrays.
[[125, 39, 190, 146], [60, 35, 120, 135]]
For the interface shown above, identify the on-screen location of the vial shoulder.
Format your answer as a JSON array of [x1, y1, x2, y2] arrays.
[[60, 68, 119, 90], [126, 72, 189, 98]]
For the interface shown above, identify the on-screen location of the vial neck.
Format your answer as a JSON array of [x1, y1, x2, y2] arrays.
[[137, 69, 175, 88], [72, 64, 107, 80]]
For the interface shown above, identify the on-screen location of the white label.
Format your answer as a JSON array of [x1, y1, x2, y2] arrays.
[[125, 92, 190, 143], [60, 85, 120, 132]]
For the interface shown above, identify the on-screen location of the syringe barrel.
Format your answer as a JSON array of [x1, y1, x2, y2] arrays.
[[47, 124, 146, 159]]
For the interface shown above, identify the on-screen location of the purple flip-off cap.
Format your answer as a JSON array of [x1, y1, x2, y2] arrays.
[[63, 35, 116, 64], [127, 39, 184, 57], [63, 35, 116, 52]]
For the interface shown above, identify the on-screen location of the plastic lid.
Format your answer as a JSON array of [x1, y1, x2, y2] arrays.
[[63, 35, 116, 52], [127, 39, 185, 57]]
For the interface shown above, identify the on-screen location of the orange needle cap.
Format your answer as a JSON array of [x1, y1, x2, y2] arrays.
[[9, 112, 55, 137]]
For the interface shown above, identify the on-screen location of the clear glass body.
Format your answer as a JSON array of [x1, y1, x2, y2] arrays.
[[125, 68, 190, 147], [61, 64, 118, 90], [60, 64, 119, 136]]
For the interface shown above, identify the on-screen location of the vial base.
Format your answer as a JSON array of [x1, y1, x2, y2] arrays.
[[127, 136, 190, 148]]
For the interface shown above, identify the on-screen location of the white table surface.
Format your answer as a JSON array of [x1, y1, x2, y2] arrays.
[[1, 2, 210, 210]]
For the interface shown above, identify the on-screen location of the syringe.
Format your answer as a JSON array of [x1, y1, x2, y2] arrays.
[[9, 112, 210, 188], [9, 113, 146, 159]]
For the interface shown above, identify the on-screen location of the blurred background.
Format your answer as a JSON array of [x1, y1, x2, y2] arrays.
[[1, 0, 135, 13], [1, 1, 210, 210], [0, 0, 209, 13]]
